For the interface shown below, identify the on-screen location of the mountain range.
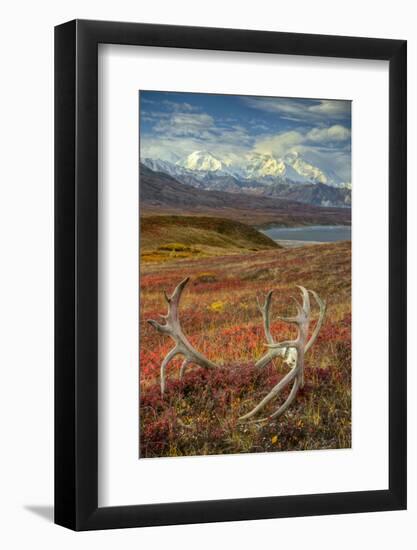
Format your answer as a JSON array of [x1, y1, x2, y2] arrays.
[[142, 150, 351, 208], [139, 163, 351, 228]]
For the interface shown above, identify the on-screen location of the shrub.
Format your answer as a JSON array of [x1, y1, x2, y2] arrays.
[[157, 243, 191, 252], [195, 272, 218, 283]]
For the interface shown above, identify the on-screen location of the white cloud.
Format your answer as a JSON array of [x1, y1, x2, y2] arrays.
[[161, 100, 199, 112], [308, 100, 351, 117], [140, 103, 351, 182], [142, 108, 253, 159], [154, 113, 215, 138], [306, 124, 351, 142], [253, 124, 350, 157], [296, 146, 351, 182], [140, 135, 250, 164], [243, 97, 351, 123], [254, 130, 304, 157]]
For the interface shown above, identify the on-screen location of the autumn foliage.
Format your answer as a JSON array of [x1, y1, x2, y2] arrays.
[[139, 240, 351, 458]]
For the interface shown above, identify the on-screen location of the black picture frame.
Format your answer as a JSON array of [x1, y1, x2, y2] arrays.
[[55, 19, 407, 531]]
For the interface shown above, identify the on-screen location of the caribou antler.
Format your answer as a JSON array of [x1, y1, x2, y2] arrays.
[[147, 277, 219, 394], [254, 291, 289, 369], [239, 286, 326, 423], [147, 277, 326, 421]]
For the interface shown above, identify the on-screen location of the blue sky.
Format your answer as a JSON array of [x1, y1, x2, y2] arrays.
[[139, 91, 351, 182]]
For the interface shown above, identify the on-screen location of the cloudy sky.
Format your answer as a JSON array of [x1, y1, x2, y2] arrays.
[[139, 91, 351, 182]]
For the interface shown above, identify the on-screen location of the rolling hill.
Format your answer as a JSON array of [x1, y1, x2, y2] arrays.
[[256, 181, 351, 207], [140, 215, 280, 263]]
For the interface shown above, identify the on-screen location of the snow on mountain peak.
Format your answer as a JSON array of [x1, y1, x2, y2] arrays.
[[284, 152, 328, 184], [245, 151, 328, 184], [143, 149, 346, 189], [178, 151, 223, 172], [245, 153, 286, 178]]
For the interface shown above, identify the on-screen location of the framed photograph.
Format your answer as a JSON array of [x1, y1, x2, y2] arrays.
[[55, 20, 406, 530]]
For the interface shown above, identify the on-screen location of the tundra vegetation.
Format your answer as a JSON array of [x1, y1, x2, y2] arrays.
[[139, 215, 351, 458]]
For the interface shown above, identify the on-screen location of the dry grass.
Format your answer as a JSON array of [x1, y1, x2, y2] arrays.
[[140, 215, 280, 263]]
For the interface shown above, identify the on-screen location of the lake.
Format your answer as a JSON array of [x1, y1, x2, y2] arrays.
[[261, 225, 351, 244]]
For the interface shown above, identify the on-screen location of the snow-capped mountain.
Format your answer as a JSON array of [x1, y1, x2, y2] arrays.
[[141, 158, 184, 178], [243, 151, 346, 187], [245, 152, 317, 184], [284, 152, 329, 184], [245, 153, 286, 179], [177, 151, 224, 172], [141, 150, 351, 207]]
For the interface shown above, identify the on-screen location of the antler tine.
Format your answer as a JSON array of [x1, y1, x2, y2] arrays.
[[290, 295, 302, 312], [147, 277, 219, 394], [150, 278, 190, 334], [305, 289, 327, 353], [179, 359, 190, 380], [266, 340, 294, 349], [170, 276, 190, 301], [164, 277, 190, 321], [257, 290, 274, 345], [243, 378, 301, 424], [239, 368, 298, 421], [254, 290, 290, 368], [296, 285, 311, 317], [276, 314, 300, 324], [276, 291, 305, 324], [147, 318, 169, 334], [160, 348, 180, 394]]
